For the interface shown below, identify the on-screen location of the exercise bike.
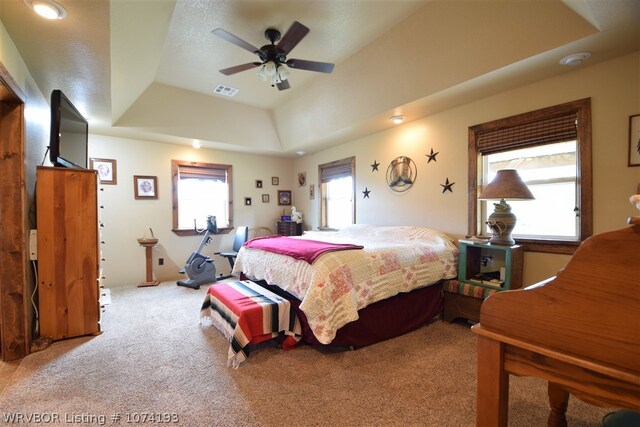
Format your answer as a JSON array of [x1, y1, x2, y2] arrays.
[[177, 215, 219, 290]]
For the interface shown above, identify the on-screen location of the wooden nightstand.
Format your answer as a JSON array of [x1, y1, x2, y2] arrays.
[[277, 221, 302, 236], [443, 242, 524, 323]]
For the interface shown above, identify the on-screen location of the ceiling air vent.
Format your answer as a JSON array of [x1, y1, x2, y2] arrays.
[[213, 84, 238, 97]]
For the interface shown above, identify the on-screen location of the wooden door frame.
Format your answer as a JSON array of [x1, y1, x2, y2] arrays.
[[0, 62, 29, 361]]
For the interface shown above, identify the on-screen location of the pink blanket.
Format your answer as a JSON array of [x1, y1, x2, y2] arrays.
[[244, 236, 363, 264]]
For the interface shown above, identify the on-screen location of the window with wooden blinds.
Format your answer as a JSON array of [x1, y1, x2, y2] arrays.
[[468, 98, 592, 254]]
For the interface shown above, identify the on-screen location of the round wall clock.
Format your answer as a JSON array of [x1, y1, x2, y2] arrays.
[[386, 156, 417, 192]]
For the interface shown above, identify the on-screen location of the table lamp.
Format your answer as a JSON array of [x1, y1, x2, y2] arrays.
[[479, 169, 534, 246]]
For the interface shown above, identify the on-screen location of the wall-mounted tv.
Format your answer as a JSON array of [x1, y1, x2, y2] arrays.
[[49, 89, 88, 169]]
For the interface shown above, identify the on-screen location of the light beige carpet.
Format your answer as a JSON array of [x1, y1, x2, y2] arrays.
[[0, 282, 608, 426]]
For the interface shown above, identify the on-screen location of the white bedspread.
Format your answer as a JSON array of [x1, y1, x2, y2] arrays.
[[232, 224, 458, 344]]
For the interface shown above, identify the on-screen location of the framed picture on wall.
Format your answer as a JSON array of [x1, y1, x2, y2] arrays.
[[629, 114, 640, 167], [134, 175, 158, 199], [272, 176, 279, 186], [278, 190, 291, 206], [90, 158, 117, 185], [262, 194, 270, 203]]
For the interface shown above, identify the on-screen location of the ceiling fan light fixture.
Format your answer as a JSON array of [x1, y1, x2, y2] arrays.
[[24, 0, 67, 20], [257, 61, 289, 87]]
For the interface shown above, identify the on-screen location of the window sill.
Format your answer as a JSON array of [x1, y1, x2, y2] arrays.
[[172, 227, 232, 237]]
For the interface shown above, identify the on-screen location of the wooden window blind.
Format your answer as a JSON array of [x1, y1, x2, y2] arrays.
[[476, 113, 578, 154]]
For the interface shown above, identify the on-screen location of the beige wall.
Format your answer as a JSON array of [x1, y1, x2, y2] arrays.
[[293, 52, 640, 286], [89, 135, 293, 286]]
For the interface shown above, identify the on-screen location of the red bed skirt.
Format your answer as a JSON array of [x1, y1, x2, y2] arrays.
[[248, 278, 444, 348]]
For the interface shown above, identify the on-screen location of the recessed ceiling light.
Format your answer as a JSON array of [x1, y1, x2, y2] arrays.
[[389, 115, 404, 124], [296, 151, 305, 156], [192, 140, 201, 149], [559, 52, 591, 66], [24, 0, 67, 20]]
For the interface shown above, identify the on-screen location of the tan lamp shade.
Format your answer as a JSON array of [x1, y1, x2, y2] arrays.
[[479, 169, 535, 200]]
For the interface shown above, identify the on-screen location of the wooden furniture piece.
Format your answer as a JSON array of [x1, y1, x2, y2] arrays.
[[137, 238, 160, 287], [443, 243, 523, 323], [36, 167, 101, 340], [472, 225, 640, 426], [277, 221, 302, 236]]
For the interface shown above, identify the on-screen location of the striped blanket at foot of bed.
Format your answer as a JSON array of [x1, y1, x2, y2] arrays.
[[200, 280, 302, 368]]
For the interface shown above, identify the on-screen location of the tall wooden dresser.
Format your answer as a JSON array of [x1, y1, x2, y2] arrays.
[[36, 167, 101, 340]]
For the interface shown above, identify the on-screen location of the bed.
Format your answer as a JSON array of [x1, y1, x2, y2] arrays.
[[232, 224, 459, 347]]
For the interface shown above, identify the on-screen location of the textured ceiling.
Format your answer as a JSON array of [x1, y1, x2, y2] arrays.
[[0, 0, 638, 156]]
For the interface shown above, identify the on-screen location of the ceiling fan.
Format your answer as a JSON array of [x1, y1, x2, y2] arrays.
[[212, 21, 335, 91]]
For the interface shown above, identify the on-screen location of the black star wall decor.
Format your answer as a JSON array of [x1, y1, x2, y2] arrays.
[[362, 187, 371, 198], [426, 148, 439, 163], [440, 177, 455, 193], [371, 160, 380, 172]]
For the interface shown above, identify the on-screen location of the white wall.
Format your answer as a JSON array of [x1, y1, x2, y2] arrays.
[[89, 135, 293, 286], [293, 52, 640, 286]]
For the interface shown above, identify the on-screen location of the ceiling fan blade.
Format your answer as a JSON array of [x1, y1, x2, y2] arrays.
[[219, 62, 261, 76], [212, 28, 260, 54], [286, 59, 335, 74], [277, 21, 309, 55], [276, 80, 291, 91]]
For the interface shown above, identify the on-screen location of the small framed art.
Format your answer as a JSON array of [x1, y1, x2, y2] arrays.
[[629, 114, 640, 167], [90, 158, 117, 185], [278, 190, 292, 206], [134, 176, 157, 199], [272, 176, 279, 186], [256, 179, 263, 188], [262, 194, 270, 203]]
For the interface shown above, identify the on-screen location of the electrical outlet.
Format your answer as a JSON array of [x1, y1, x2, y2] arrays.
[[158, 258, 164, 266], [29, 229, 38, 260]]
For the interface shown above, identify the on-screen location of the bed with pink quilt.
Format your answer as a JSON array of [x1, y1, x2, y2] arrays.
[[232, 224, 458, 347]]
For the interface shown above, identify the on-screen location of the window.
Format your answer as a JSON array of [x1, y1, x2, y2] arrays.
[[172, 160, 233, 235], [468, 98, 592, 254], [319, 157, 355, 229]]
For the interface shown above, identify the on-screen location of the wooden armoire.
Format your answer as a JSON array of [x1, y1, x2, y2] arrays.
[[36, 166, 101, 340]]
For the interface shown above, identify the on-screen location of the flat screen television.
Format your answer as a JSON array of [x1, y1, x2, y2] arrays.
[[49, 89, 88, 168]]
